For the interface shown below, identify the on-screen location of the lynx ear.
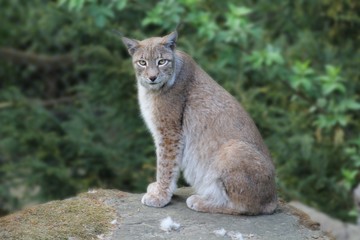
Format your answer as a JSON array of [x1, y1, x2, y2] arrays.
[[162, 31, 177, 50], [121, 37, 140, 56]]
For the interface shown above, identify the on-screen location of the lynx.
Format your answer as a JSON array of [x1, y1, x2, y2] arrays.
[[121, 31, 277, 215]]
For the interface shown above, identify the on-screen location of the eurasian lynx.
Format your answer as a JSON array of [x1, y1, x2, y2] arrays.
[[121, 31, 277, 215]]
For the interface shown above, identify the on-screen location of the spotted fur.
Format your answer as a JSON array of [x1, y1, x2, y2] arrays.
[[121, 31, 277, 215]]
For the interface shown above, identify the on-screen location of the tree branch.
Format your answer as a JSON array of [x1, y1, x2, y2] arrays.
[[0, 48, 75, 71], [0, 96, 78, 109]]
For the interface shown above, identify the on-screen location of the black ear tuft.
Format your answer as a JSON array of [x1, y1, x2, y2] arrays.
[[121, 37, 140, 56], [110, 29, 124, 37], [162, 31, 178, 50]]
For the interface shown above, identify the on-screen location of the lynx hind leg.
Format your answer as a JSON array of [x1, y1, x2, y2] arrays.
[[186, 179, 242, 215], [219, 140, 277, 215], [186, 177, 249, 215], [187, 140, 277, 215]]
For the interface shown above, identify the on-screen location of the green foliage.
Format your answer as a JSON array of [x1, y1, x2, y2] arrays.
[[57, 0, 127, 27], [0, 0, 359, 223]]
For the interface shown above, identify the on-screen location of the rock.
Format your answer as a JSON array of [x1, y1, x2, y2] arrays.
[[354, 183, 360, 225], [289, 201, 360, 240], [0, 188, 332, 240], [0, 189, 122, 240]]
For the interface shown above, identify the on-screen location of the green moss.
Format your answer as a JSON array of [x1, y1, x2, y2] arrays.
[[0, 191, 118, 240]]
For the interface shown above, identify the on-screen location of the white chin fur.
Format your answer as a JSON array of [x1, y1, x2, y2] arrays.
[[140, 80, 164, 90]]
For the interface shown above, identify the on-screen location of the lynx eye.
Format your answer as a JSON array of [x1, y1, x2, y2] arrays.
[[157, 59, 168, 66], [137, 60, 147, 67]]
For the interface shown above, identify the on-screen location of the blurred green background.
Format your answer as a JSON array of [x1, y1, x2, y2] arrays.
[[0, 0, 359, 222]]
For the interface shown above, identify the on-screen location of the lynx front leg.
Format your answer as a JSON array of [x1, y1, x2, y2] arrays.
[[141, 126, 182, 208]]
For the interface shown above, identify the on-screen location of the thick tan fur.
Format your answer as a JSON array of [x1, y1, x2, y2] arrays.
[[121, 31, 277, 215]]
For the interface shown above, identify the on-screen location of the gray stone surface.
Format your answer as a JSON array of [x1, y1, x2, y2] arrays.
[[108, 188, 330, 240], [0, 188, 332, 240], [290, 201, 360, 240]]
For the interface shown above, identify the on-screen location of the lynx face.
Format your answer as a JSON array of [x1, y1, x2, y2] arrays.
[[122, 32, 178, 91], [132, 45, 175, 91]]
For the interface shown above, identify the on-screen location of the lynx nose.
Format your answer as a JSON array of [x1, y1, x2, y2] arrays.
[[149, 76, 157, 82]]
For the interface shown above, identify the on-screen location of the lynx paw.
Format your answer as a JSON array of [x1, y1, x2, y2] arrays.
[[141, 182, 171, 208], [186, 195, 209, 212]]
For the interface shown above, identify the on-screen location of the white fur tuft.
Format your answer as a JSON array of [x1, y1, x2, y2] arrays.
[[88, 189, 97, 194], [227, 231, 244, 240], [213, 228, 227, 237], [213, 228, 247, 240], [159, 216, 180, 232]]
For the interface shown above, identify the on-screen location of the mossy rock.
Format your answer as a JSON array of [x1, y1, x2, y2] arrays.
[[0, 188, 332, 240], [0, 189, 125, 240]]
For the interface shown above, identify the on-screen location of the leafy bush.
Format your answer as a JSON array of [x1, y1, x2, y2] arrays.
[[0, 0, 359, 222]]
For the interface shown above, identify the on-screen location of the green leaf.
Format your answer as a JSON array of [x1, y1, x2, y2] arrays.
[[115, 0, 127, 10], [57, 0, 68, 7], [69, 0, 79, 11], [292, 61, 314, 76], [95, 15, 106, 28], [228, 4, 252, 16], [322, 82, 346, 95], [342, 99, 360, 110], [341, 168, 358, 190]]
